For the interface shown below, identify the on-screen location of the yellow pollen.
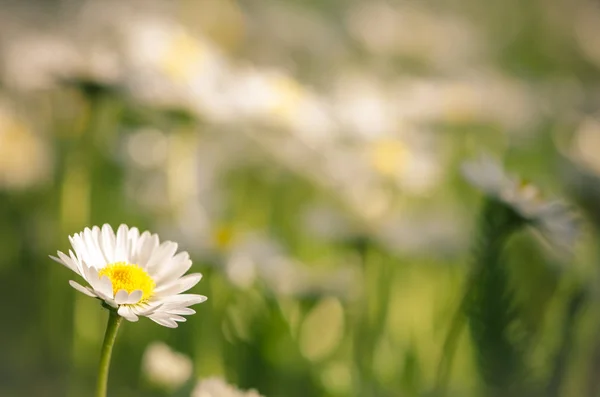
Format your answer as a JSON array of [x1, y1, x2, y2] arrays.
[[98, 262, 155, 303]]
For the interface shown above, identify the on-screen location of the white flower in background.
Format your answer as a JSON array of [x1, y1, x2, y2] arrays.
[[142, 342, 193, 391], [51, 224, 207, 327], [214, 229, 358, 299], [224, 232, 283, 289], [124, 19, 231, 120], [462, 155, 578, 252], [574, 2, 600, 70], [364, 132, 444, 195], [345, 2, 482, 71], [332, 72, 395, 139], [391, 75, 538, 131], [570, 117, 600, 175], [191, 377, 264, 397], [1, 33, 80, 91], [228, 68, 335, 143]]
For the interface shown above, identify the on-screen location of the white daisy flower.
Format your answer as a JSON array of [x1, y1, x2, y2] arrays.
[[51, 224, 207, 328], [142, 342, 193, 391], [462, 155, 579, 252], [191, 377, 264, 397]]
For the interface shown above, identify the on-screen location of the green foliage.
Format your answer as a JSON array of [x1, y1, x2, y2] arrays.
[[466, 200, 531, 396]]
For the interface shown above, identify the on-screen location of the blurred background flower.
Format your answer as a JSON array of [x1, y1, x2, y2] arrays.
[[142, 342, 193, 392], [192, 377, 264, 397]]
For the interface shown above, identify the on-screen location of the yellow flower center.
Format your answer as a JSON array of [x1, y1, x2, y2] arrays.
[[369, 139, 410, 176], [98, 262, 155, 302], [213, 224, 234, 251], [161, 32, 208, 82]]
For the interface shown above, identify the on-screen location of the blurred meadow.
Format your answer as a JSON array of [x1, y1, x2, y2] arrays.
[[3, 0, 600, 396]]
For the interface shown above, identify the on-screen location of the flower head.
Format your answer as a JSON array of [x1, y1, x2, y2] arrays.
[[462, 155, 579, 253], [142, 342, 193, 390], [51, 224, 207, 327], [191, 377, 264, 397]]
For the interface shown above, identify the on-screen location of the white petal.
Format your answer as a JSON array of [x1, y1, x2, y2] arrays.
[[114, 224, 130, 262], [146, 241, 179, 273], [104, 299, 118, 308], [114, 290, 129, 305], [154, 253, 192, 284], [154, 273, 203, 297], [132, 303, 163, 316], [70, 233, 93, 267], [127, 227, 140, 259], [51, 252, 79, 275], [165, 307, 196, 315], [160, 294, 207, 307], [83, 227, 105, 267], [118, 305, 139, 322], [126, 290, 143, 304], [101, 224, 116, 263], [69, 249, 86, 276], [167, 314, 186, 322], [91, 226, 107, 263], [97, 275, 114, 299], [69, 280, 97, 297], [134, 232, 159, 268], [163, 311, 187, 323], [81, 263, 96, 285], [149, 314, 178, 328]]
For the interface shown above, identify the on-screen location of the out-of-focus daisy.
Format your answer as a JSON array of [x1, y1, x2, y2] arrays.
[[51, 224, 207, 328], [191, 377, 264, 397], [462, 155, 578, 253], [142, 341, 193, 391], [345, 2, 482, 71], [364, 133, 444, 195], [1, 33, 80, 91], [332, 72, 395, 139], [223, 232, 283, 289], [229, 68, 334, 144], [123, 19, 231, 120]]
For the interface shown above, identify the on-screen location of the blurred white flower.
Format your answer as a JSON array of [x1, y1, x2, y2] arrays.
[[228, 69, 335, 144], [142, 342, 193, 391], [123, 18, 231, 120], [462, 155, 579, 253], [299, 297, 345, 362], [570, 117, 600, 175], [364, 132, 445, 195], [70, 44, 124, 86], [249, 2, 347, 65], [224, 232, 283, 289], [332, 72, 395, 139], [259, 255, 360, 299], [391, 74, 538, 131], [126, 128, 169, 169], [345, 2, 482, 71], [2, 33, 80, 91], [206, 229, 360, 299], [574, 1, 600, 69], [191, 377, 264, 397]]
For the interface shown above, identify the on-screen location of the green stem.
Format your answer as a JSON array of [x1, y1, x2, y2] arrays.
[[433, 200, 523, 396], [433, 270, 478, 396], [96, 310, 122, 397]]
